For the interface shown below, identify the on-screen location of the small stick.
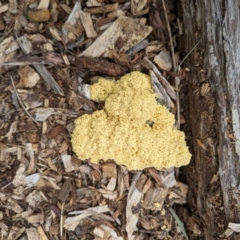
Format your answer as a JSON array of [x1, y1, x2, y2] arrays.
[[178, 37, 203, 68], [60, 202, 65, 237], [10, 76, 39, 125], [162, 0, 180, 129]]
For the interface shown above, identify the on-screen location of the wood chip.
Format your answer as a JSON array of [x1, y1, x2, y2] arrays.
[[102, 162, 117, 178], [18, 65, 40, 88], [80, 11, 97, 38], [28, 9, 51, 22], [86, 3, 119, 14], [75, 56, 125, 77]]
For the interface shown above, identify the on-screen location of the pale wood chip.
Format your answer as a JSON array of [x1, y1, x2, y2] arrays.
[[37, 0, 50, 9], [25, 213, 44, 224], [131, 0, 147, 14], [154, 48, 173, 71], [62, 1, 82, 43], [0, 4, 8, 13], [26, 190, 47, 208], [7, 226, 25, 240], [37, 226, 48, 240], [80, 11, 97, 38], [24, 173, 41, 187], [26, 227, 41, 240], [61, 152, 74, 172]]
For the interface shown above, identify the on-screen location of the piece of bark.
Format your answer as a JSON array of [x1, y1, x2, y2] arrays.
[[95, 17, 115, 28], [112, 51, 130, 69], [180, 0, 240, 239], [74, 56, 125, 77]]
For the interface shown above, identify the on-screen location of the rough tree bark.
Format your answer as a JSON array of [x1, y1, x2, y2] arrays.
[[180, 1, 240, 239]]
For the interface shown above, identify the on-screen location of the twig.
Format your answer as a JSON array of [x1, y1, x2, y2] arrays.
[[178, 37, 203, 69], [60, 202, 65, 237], [162, 0, 180, 129], [10, 76, 39, 125]]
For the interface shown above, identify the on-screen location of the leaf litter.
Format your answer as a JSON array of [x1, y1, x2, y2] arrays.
[[0, 0, 192, 239]]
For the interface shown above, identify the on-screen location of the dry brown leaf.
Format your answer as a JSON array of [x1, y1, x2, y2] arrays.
[[80, 11, 97, 38]]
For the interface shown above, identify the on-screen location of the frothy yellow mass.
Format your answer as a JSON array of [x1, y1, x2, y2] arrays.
[[71, 72, 191, 170]]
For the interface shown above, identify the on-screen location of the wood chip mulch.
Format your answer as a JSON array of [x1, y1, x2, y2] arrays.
[[0, 0, 192, 239]]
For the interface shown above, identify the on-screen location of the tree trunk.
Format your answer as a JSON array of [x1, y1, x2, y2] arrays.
[[180, 1, 240, 239]]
